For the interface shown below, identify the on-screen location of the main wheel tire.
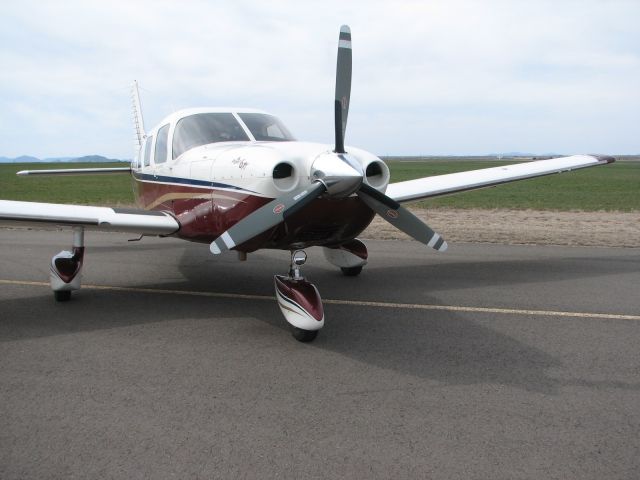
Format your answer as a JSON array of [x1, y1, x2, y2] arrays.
[[291, 327, 318, 343], [341, 266, 363, 277], [54, 290, 71, 302]]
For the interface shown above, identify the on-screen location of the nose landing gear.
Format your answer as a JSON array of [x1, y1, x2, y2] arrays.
[[274, 250, 324, 342]]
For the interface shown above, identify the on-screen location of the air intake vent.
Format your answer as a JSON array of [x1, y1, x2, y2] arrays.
[[273, 162, 297, 192], [364, 160, 390, 189], [273, 162, 293, 179]]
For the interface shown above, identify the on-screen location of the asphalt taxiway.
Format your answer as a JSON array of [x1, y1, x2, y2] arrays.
[[1, 229, 639, 479]]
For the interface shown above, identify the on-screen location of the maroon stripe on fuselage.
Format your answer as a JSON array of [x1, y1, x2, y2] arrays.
[[133, 177, 375, 249], [134, 177, 270, 243]]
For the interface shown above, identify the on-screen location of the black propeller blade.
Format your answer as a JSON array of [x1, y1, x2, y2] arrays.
[[334, 25, 352, 154], [357, 183, 448, 252]]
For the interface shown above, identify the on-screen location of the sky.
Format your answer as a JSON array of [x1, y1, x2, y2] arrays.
[[0, 0, 638, 159]]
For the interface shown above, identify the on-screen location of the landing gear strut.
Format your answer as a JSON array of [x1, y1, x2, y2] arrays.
[[50, 227, 85, 301], [274, 250, 324, 342]]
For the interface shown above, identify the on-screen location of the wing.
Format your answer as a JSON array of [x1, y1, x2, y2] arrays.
[[385, 155, 614, 203], [0, 200, 179, 235], [16, 167, 131, 176]]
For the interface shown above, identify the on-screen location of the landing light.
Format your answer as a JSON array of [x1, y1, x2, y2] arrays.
[[292, 250, 307, 266]]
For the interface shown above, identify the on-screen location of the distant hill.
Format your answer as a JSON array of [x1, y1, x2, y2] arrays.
[[1, 155, 41, 163], [0, 155, 129, 163]]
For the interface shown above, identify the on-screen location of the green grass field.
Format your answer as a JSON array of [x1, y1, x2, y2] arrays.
[[1, 159, 638, 211], [0, 163, 135, 206]]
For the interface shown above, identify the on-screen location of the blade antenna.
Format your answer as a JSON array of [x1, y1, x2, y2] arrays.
[[334, 25, 352, 154]]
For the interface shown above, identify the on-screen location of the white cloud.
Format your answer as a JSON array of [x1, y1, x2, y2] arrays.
[[0, 0, 638, 157]]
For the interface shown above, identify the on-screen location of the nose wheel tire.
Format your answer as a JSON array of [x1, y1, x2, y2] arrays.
[[291, 327, 319, 343], [54, 290, 72, 302], [341, 266, 363, 276]]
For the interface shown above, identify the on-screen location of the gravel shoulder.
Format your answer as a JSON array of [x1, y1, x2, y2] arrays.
[[363, 208, 640, 247]]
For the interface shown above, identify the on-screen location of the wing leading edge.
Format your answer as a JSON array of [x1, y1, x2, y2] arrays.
[[16, 167, 131, 176], [385, 155, 614, 204], [0, 200, 179, 235]]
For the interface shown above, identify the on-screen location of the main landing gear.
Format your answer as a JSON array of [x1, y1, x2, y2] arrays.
[[50, 227, 85, 301], [273, 240, 368, 342], [322, 238, 368, 277]]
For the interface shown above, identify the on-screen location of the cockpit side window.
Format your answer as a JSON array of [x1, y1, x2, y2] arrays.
[[155, 124, 170, 164], [237, 113, 295, 141], [172, 113, 250, 159], [143, 135, 153, 167]]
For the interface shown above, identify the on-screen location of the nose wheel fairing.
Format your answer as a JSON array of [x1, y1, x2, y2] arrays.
[[274, 275, 324, 331]]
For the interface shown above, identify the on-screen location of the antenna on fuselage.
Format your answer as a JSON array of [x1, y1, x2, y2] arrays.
[[131, 80, 146, 151]]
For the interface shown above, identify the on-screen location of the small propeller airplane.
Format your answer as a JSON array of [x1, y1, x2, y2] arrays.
[[0, 26, 614, 341]]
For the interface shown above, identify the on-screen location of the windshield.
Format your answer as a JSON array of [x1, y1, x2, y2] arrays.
[[172, 113, 250, 159], [238, 113, 295, 142]]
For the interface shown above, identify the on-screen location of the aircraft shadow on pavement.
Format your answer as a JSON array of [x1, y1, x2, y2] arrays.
[[329, 253, 640, 296], [169, 247, 640, 308], [2, 284, 638, 397]]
